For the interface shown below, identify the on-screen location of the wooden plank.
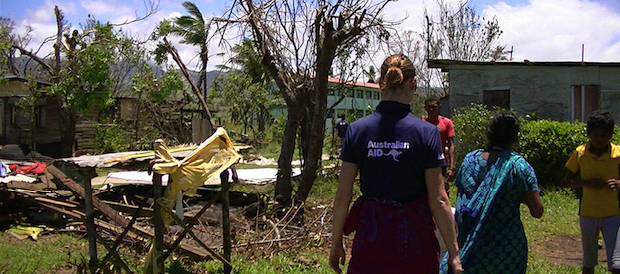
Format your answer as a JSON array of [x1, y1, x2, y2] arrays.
[[34, 197, 79, 208], [161, 191, 222, 260], [32, 198, 132, 273], [46, 165, 209, 258], [152, 173, 164, 274], [157, 199, 232, 268], [221, 170, 232, 274]]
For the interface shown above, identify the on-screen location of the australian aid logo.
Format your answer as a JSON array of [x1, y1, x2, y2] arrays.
[[366, 140, 409, 162]]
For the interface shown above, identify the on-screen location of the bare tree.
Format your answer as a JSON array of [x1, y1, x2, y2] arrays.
[[214, 0, 396, 209], [421, 0, 504, 93]]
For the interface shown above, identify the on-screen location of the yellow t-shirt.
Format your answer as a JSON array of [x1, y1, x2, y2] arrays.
[[565, 143, 620, 218]]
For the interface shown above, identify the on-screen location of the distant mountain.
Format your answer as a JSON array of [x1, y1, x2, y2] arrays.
[[187, 69, 228, 93], [7, 56, 228, 100]]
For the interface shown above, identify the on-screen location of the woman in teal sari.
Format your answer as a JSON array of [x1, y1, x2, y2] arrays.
[[440, 111, 544, 274]]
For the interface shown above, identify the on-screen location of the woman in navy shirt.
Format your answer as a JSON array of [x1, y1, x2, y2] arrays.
[[329, 54, 463, 274]]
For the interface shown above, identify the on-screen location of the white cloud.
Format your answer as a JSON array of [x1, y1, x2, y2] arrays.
[[80, 0, 133, 17], [484, 0, 620, 61], [14, 1, 76, 57]]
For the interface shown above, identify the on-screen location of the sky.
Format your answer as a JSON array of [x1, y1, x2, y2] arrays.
[[1, 0, 620, 72]]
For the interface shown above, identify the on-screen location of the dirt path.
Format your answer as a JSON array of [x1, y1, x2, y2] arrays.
[[531, 234, 607, 267]]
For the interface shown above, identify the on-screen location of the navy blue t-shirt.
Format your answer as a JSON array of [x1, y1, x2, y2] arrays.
[[340, 101, 446, 202], [335, 119, 349, 138]]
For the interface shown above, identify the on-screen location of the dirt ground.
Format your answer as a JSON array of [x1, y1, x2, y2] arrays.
[[531, 234, 608, 267]]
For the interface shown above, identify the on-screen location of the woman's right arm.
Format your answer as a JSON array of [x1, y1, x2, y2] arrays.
[[426, 167, 463, 273], [329, 161, 358, 274]]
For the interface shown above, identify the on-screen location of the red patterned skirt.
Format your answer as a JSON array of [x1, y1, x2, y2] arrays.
[[344, 197, 439, 274]]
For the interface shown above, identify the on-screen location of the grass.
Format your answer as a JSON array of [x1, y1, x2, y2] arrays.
[[523, 189, 611, 274], [0, 232, 89, 274], [1, 180, 613, 273]]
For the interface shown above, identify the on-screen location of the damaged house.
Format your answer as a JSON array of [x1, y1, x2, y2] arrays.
[[0, 76, 62, 157], [428, 60, 620, 122]]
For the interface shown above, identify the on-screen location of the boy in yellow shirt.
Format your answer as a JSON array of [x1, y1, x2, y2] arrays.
[[564, 110, 620, 274]]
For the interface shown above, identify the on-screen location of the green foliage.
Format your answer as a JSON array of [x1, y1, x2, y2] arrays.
[[517, 120, 589, 189], [410, 92, 426, 118], [0, 233, 89, 273], [272, 116, 287, 143], [452, 104, 620, 189], [452, 103, 496, 166], [94, 118, 131, 154], [212, 72, 267, 134], [53, 23, 117, 113], [132, 65, 184, 103], [212, 40, 279, 138]]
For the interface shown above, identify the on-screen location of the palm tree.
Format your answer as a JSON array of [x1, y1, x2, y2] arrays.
[[217, 39, 277, 132], [364, 65, 376, 83], [229, 39, 269, 85], [167, 1, 211, 99]]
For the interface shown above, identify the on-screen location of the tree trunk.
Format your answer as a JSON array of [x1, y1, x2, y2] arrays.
[[58, 106, 76, 157], [275, 103, 303, 207], [295, 49, 334, 203]]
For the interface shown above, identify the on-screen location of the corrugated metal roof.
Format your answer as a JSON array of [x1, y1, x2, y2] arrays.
[[428, 59, 620, 72], [2, 75, 53, 86], [327, 77, 380, 89]]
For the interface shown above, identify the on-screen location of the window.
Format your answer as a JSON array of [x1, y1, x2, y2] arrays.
[[572, 85, 600, 122], [35, 106, 45, 128], [365, 91, 371, 99], [355, 90, 363, 98], [373, 92, 380, 100], [483, 89, 510, 110]]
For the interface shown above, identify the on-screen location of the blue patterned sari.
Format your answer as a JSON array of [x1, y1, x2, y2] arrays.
[[440, 149, 539, 274]]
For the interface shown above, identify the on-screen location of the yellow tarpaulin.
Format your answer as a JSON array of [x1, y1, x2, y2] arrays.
[[144, 127, 240, 274]]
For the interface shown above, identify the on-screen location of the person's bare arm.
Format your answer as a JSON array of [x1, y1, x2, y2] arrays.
[[523, 191, 543, 218], [563, 168, 606, 188], [426, 167, 463, 273], [446, 137, 456, 182], [329, 161, 357, 274]]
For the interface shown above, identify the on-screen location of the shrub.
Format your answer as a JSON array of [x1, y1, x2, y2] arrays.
[[94, 119, 131, 153], [452, 104, 620, 190], [516, 120, 588, 189], [452, 103, 496, 167]]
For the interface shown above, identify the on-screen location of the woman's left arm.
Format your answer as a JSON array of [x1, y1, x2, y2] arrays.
[[523, 191, 543, 218], [519, 159, 544, 219]]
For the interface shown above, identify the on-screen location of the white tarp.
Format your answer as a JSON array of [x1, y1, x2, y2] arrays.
[[93, 167, 301, 186]]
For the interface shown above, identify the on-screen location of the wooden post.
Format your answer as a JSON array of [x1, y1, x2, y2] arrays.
[[83, 167, 97, 273], [220, 170, 232, 274], [152, 173, 164, 274]]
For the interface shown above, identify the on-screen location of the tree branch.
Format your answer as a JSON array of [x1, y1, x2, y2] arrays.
[[12, 45, 54, 76], [162, 37, 215, 133]]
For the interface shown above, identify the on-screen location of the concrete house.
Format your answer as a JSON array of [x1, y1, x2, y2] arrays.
[[270, 77, 382, 133], [428, 60, 620, 122], [325, 77, 382, 129]]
